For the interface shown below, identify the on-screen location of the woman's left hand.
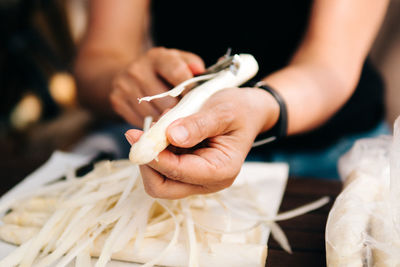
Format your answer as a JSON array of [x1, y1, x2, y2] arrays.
[[125, 87, 279, 199]]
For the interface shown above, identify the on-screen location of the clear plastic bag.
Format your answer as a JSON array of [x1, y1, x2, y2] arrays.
[[326, 117, 400, 267]]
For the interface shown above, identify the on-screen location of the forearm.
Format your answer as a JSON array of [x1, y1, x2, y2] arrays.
[[259, 0, 389, 136], [260, 60, 357, 135], [74, 0, 150, 118], [74, 50, 129, 117]]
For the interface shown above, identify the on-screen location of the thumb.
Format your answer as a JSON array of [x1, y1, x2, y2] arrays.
[[166, 108, 232, 148]]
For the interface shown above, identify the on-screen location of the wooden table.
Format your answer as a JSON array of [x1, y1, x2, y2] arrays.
[[266, 178, 342, 267], [0, 155, 342, 267]]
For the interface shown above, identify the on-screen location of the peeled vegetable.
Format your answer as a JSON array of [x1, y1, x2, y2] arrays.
[[0, 159, 328, 267], [0, 160, 271, 267], [129, 54, 259, 165]]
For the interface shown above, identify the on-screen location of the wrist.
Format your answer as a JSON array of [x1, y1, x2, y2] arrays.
[[248, 82, 288, 146], [246, 87, 280, 135]]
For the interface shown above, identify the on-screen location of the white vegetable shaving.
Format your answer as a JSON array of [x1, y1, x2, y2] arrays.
[[183, 199, 199, 267], [138, 73, 218, 103], [129, 54, 259, 165], [141, 200, 180, 267], [0, 159, 328, 267]]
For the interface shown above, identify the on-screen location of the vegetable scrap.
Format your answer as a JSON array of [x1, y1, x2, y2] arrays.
[[0, 160, 328, 267]]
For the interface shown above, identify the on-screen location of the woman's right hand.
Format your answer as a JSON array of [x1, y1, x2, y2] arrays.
[[110, 47, 205, 127]]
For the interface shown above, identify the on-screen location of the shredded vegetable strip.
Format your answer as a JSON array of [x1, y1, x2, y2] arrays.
[[57, 205, 94, 246], [274, 196, 330, 221], [0, 159, 329, 267], [96, 212, 131, 266], [194, 220, 261, 235], [40, 208, 78, 256], [183, 199, 199, 267], [143, 116, 153, 132], [138, 73, 218, 103], [132, 199, 154, 252], [0, 238, 33, 267], [75, 250, 92, 267], [0, 179, 75, 214], [20, 209, 67, 266], [56, 226, 105, 267], [36, 208, 101, 267], [220, 195, 329, 223], [142, 200, 181, 267], [267, 221, 292, 253], [114, 172, 138, 208]]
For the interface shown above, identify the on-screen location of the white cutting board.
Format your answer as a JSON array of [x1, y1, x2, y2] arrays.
[[0, 151, 288, 266]]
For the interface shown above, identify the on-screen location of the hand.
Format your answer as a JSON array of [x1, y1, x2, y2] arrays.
[[125, 87, 280, 199], [110, 47, 205, 127]]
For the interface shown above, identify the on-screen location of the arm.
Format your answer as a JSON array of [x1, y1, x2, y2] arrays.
[[74, 0, 150, 117], [126, 0, 389, 199], [260, 0, 389, 135], [74, 0, 205, 126]]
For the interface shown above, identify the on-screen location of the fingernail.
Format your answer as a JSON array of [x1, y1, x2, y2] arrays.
[[125, 133, 135, 145], [170, 125, 189, 144], [188, 63, 204, 75]]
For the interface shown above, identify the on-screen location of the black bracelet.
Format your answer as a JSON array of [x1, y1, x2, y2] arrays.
[[253, 83, 288, 146]]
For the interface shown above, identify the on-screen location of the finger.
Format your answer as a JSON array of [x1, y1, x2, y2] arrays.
[[110, 90, 142, 126], [147, 144, 239, 187], [178, 51, 206, 75], [166, 104, 235, 148], [125, 129, 144, 145], [127, 91, 160, 120], [140, 165, 207, 199], [160, 108, 171, 117], [137, 71, 178, 112], [154, 52, 194, 86], [146, 94, 177, 114], [114, 73, 160, 119]]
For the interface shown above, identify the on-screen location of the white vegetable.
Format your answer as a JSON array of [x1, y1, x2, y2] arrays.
[[75, 250, 92, 267], [0, 159, 329, 267], [2, 210, 49, 227], [90, 236, 268, 267], [183, 199, 199, 267], [325, 171, 383, 267], [129, 54, 259, 164], [0, 161, 271, 267], [12, 197, 57, 212], [326, 117, 400, 266], [138, 73, 219, 103], [0, 224, 38, 245]]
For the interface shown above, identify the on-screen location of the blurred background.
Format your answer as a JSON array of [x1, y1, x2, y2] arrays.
[[0, 0, 90, 186], [0, 0, 399, 185]]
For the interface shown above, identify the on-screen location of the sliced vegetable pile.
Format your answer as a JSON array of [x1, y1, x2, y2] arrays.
[[129, 53, 259, 164], [0, 159, 328, 267]]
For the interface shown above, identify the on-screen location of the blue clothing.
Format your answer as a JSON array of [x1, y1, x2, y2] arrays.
[[246, 121, 390, 179]]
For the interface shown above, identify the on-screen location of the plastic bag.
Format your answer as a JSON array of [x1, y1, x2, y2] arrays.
[[326, 117, 400, 267]]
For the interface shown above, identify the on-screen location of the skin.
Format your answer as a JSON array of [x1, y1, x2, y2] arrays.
[[126, 88, 279, 199], [109, 47, 205, 126], [75, 0, 389, 199]]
